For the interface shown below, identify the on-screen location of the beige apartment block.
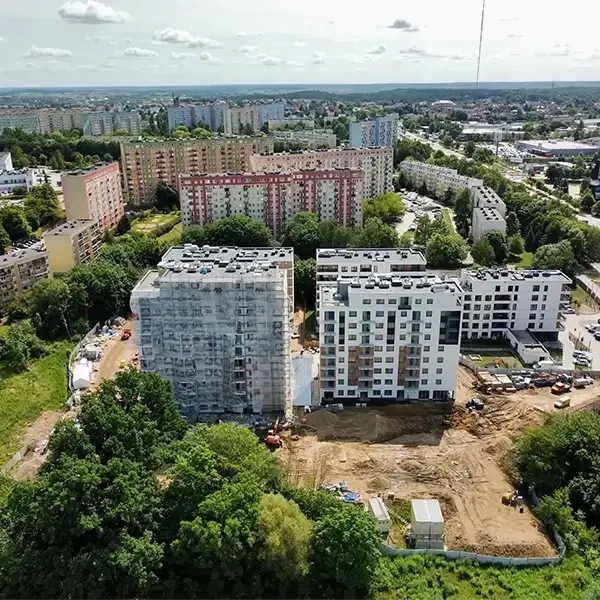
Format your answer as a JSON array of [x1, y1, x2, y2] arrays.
[[62, 162, 125, 232], [0, 246, 49, 306], [228, 106, 261, 134], [44, 219, 102, 276], [37, 110, 87, 134], [120, 137, 274, 205]]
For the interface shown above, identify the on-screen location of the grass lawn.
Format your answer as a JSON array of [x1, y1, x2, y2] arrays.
[[572, 286, 600, 311], [132, 211, 180, 234], [441, 208, 454, 230], [157, 222, 183, 246], [509, 251, 534, 268], [0, 342, 72, 465]]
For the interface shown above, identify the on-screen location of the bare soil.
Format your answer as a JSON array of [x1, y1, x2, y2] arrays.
[[279, 366, 592, 558], [93, 320, 137, 387]]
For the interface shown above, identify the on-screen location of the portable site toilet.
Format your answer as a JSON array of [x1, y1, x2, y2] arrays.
[[410, 499, 445, 549], [368, 497, 391, 534]]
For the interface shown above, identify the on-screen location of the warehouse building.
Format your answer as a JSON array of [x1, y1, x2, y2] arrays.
[[516, 139, 600, 157]]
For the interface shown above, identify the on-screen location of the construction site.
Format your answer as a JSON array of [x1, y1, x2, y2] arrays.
[[281, 366, 600, 558]]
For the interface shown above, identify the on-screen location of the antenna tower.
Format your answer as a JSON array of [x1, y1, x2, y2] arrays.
[[475, 0, 486, 89]]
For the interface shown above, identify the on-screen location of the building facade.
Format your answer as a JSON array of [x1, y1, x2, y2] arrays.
[[179, 168, 364, 236], [83, 111, 142, 136], [167, 103, 229, 132], [44, 219, 102, 276], [0, 168, 33, 194], [400, 161, 483, 199], [318, 274, 463, 403], [472, 207, 506, 240], [349, 114, 399, 148], [0, 112, 41, 134], [0, 245, 49, 307], [61, 162, 125, 232], [228, 106, 261, 134], [259, 102, 285, 125], [460, 269, 571, 342], [0, 152, 13, 171], [271, 129, 337, 149], [37, 110, 87, 134], [120, 137, 274, 205], [130, 244, 292, 418], [251, 147, 393, 199]]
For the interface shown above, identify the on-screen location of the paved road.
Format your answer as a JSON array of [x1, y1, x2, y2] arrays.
[[558, 312, 600, 369]]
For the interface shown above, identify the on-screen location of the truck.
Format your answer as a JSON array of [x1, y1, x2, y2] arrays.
[[573, 376, 594, 389], [368, 497, 391, 535]]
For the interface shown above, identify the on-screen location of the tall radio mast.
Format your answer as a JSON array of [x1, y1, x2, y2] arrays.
[[475, 0, 486, 89]]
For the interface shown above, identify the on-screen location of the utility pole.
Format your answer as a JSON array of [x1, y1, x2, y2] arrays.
[[475, 0, 486, 89]]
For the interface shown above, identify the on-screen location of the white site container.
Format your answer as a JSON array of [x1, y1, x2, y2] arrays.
[[368, 498, 391, 534], [411, 499, 444, 537]]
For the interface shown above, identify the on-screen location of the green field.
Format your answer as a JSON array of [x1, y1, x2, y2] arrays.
[[0, 342, 72, 464], [157, 222, 183, 246], [132, 211, 180, 234], [509, 251, 534, 268], [572, 286, 600, 311]]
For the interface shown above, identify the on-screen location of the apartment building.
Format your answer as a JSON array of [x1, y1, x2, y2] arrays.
[[268, 118, 315, 130], [0, 152, 12, 171], [0, 168, 33, 194], [318, 273, 463, 404], [0, 245, 49, 307], [167, 102, 228, 132], [44, 219, 102, 276], [179, 167, 364, 236], [271, 129, 337, 149], [120, 137, 274, 205], [37, 110, 87, 134], [251, 147, 394, 199], [400, 161, 483, 199], [228, 105, 261, 134], [62, 162, 125, 232], [167, 106, 195, 130], [0, 112, 41, 134], [472, 206, 506, 240], [472, 186, 506, 216], [460, 269, 571, 342], [83, 111, 142, 136], [259, 102, 285, 125], [130, 244, 292, 418], [349, 114, 399, 148]]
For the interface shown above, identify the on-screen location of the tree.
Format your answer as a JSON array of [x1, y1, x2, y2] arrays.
[[471, 237, 496, 267], [484, 230, 508, 264], [454, 188, 472, 237], [30, 278, 81, 339], [546, 164, 562, 184], [0, 225, 10, 254], [354, 217, 399, 248], [172, 125, 191, 139], [362, 192, 405, 225], [581, 189, 595, 213], [202, 216, 272, 248], [425, 233, 468, 268], [294, 258, 316, 306], [115, 214, 132, 235], [23, 184, 63, 228], [0, 207, 32, 243], [310, 504, 380, 599], [0, 321, 46, 373], [464, 140, 476, 157], [505, 211, 521, 236], [281, 212, 320, 260], [155, 181, 180, 213], [592, 201, 600, 218], [192, 127, 211, 139], [533, 240, 577, 276], [399, 231, 413, 247], [508, 234, 525, 257]]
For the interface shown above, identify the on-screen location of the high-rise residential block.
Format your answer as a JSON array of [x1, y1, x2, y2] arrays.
[[271, 129, 337, 149], [470, 186, 507, 240], [251, 147, 394, 199], [460, 269, 571, 342], [259, 102, 285, 125], [37, 110, 87, 134], [44, 219, 102, 276], [120, 137, 274, 205], [130, 245, 292, 418], [83, 111, 142, 136], [0, 112, 41, 134], [61, 163, 125, 232], [0, 245, 49, 306], [179, 168, 364, 236], [228, 106, 261, 134], [349, 114, 399, 148], [167, 102, 229, 132], [400, 161, 483, 198], [319, 273, 463, 404]]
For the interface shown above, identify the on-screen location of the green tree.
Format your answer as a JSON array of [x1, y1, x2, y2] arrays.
[[581, 189, 595, 213], [533, 240, 578, 276], [180, 224, 206, 246], [508, 234, 525, 257], [454, 188, 472, 237], [471, 237, 496, 266], [464, 140, 476, 157], [484, 230, 508, 264], [172, 125, 191, 139], [23, 184, 63, 228], [505, 211, 521, 236], [295, 258, 316, 306], [192, 127, 212, 139], [0, 321, 46, 373], [0, 207, 32, 243], [281, 212, 320, 259], [399, 231, 413, 247], [0, 224, 10, 254], [155, 181, 180, 213], [425, 233, 468, 268], [354, 217, 399, 248], [363, 192, 405, 225], [49, 149, 65, 170], [201, 216, 273, 248], [30, 278, 81, 339], [592, 201, 600, 217]]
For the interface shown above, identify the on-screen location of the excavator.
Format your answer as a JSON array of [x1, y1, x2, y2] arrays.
[[265, 418, 283, 449]]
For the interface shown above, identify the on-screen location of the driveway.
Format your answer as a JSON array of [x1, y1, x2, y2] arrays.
[[558, 312, 600, 369], [394, 212, 415, 237]]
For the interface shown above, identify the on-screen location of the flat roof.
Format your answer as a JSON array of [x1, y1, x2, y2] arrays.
[[474, 186, 504, 203], [509, 329, 545, 349], [464, 268, 571, 284], [519, 140, 600, 151], [64, 162, 117, 176], [474, 206, 504, 221], [162, 245, 293, 264], [0, 244, 47, 268], [46, 219, 97, 236], [317, 248, 426, 266], [412, 499, 444, 523]]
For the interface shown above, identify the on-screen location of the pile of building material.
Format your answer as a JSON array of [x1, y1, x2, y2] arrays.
[[319, 481, 363, 504]]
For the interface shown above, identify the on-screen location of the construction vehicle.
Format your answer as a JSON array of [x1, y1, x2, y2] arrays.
[[265, 418, 283, 449], [466, 397, 484, 411], [121, 329, 132, 341], [551, 382, 571, 395]]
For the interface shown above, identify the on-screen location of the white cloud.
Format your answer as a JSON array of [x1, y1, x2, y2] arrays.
[[292, 41, 306, 48], [313, 51, 326, 64], [239, 45, 260, 54], [199, 52, 220, 64], [187, 37, 221, 48], [153, 28, 194, 44], [171, 51, 195, 60], [261, 56, 283, 66], [286, 60, 305, 67], [368, 44, 386, 55], [85, 33, 114, 42], [25, 45, 72, 58], [58, 0, 130, 24], [123, 47, 158, 58], [236, 31, 247, 37], [388, 19, 419, 32]]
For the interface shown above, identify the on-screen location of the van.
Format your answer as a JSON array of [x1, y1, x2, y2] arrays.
[[534, 360, 555, 370]]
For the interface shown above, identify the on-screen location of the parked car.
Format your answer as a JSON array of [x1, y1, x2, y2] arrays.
[[551, 382, 571, 394], [554, 396, 571, 409], [574, 357, 592, 367], [562, 307, 575, 314]]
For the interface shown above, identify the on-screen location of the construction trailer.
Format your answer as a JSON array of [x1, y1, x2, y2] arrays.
[[368, 498, 391, 534], [410, 499, 445, 550]]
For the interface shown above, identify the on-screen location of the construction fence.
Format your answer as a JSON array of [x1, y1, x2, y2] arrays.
[[576, 275, 600, 305], [381, 489, 566, 567]]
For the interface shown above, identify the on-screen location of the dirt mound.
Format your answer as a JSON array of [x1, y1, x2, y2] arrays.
[[454, 541, 555, 558], [400, 458, 427, 473], [367, 475, 390, 492]]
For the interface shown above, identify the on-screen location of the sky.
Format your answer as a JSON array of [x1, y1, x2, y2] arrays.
[[1, 0, 600, 87]]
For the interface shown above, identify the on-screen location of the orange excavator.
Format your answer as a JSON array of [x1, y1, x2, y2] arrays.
[[265, 418, 283, 449]]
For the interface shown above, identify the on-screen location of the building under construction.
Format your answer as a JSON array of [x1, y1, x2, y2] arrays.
[[130, 245, 293, 419]]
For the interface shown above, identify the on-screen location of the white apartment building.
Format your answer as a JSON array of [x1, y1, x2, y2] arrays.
[[37, 110, 87, 134], [271, 129, 337, 149], [251, 147, 394, 199], [0, 244, 49, 306], [472, 206, 506, 240], [400, 161, 483, 199], [179, 168, 364, 236], [167, 103, 229, 132], [319, 274, 463, 404], [130, 244, 292, 418], [349, 114, 399, 148], [259, 102, 285, 125], [461, 269, 571, 342], [83, 111, 142, 136], [472, 186, 506, 216], [0, 168, 33, 194], [228, 106, 261, 134]]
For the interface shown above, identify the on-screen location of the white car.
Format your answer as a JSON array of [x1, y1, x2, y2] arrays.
[[562, 307, 575, 314], [574, 358, 592, 367]]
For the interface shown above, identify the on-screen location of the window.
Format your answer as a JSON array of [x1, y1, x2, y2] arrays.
[[384, 390, 393, 396], [530, 304, 538, 311], [376, 323, 384, 329], [349, 334, 357, 340], [422, 368, 429, 374], [437, 357, 443, 363], [483, 314, 490, 320], [495, 285, 501, 292], [374, 368, 382, 374], [435, 379, 442, 385], [385, 356, 394, 363], [529, 313, 536, 320], [375, 334, 383, 340], [474, 304, 481, 311], [427, 298, 433, 304], [338, 368, 345, 374], [374, 379, 381, 385], [532, 295, 539, 301], [425, 322, 432, 329], [426, 311, 433, 317], [338, 379, 344, 385], [424, 334, 431, 340], [528, 322, 535, 328], [533, 285, 540, 291], [485, 295, 492, 301], [349, 311, 357, 317], [421, 379, 428, 385], [423, 357, 429, 363], [374, 357, 382, 363], [376, 311, 384, 317], [376, 299, 385, 304], [542, 304, 546, 310], [338, 357, 345, 363], [415, 299, 422, 304], [400, 310, 408, 317], [436, 368, 443, 374], [388, 298, 397, 304], [544, 285, 548, 292], [475, 295, 482, 301], [363, 299, 371, 305], [385, 379, 393, 385]]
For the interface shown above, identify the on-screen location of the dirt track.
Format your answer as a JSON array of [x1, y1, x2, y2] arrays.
[[282, 367, 559, 558]]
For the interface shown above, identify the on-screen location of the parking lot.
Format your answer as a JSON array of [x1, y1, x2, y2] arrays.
[[559, 312, 600, 369]]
